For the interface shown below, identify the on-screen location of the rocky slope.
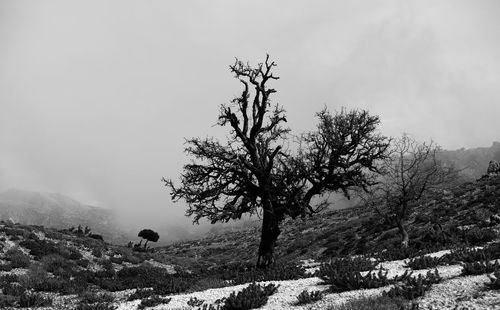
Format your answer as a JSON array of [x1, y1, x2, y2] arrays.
[[0, 189, 130, 245], [0, 176, 498, 309]]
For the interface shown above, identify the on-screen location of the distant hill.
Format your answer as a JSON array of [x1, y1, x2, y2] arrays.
[[440, 141, 500, 180], [0, 188, 130, 244]]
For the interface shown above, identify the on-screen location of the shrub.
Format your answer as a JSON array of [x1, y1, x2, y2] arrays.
[[5, 248, 31, 268], [24, 231, 39, 240], [461, 227, 497, 245], [127, 288, 155, 301], [77, 258, 91, 268], [138, 295, 171, 309], [405, 255, 447, 270], [4, 227, 25, 237], [210, 262, 306, 285], [375, 246, 425, 261], [385, 269, 441, 300], [45, 230, 65, 240], [57, 244, 83, 260], [19, 239, 58, 259], [76, 302, 117, 310], [116, 265, 191, 294], [18, 291, 53, 307], [487, 271, 500, 290], [92, 247, 103, 258], [0, 264, 12, 272], [1, 282, 26, 296], [462, 260, 500, 275], [19, 263, 49, 290], [318, 257, 377, 274], [444, 247, 492, 264], [321, 269, 397, 293], [0, 294, 18, 307], [0, 274, 18, 285], [19, 239, 81, 260], [79, 291, 115, 304], [109, 256, 124, 264], [295, 290, 323, 305], [187, 296, 205, 307], [485, 242, 500, 258], [122, 254, 144, 264], [221, 282, 278, 310], [329, 295, 418, 310], [41, 254, 78, 277]]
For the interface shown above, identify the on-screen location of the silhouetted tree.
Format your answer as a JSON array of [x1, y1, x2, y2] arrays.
[[165, 55, 390, 267], [138, 229, 159, 248], [365, 134, 454, 248]]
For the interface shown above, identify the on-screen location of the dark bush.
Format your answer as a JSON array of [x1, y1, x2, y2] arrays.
[[41, 254, 78, 278], [89, 233, 104, 241], [19, 239, 82, 261], [122, 254, 144, 264], [187, 296, 205, 307], [375, 246, 426, 261], [406, 255, 449, 270], [0, 294, 18, 308], [138, 295, 171, 309], [0, 264, 13, 272], [127, 288, 155, 301], [95, 265, 192, 293], [1, 282, 26, 296], [4, 227, 25, 237], [295, 290, 323, 305], [460, 227, 497, 245], [330, 295, 418, 310], [462, 260, 500, 275], [18, 291, 53, 307], [443, 247, 492, 264], [487, 271, 500, 290], [76, 302, 117, 310], [222, 282, 278, 310], [321, 269, 396, 292], [77, 258, 90, 268], [109, 256, 124, 264], [385, 269, 441, 300], [19, 239, 58, 259], [5, 248, 31, 268], [92, 247, 103, 258], [0, 274, 18, 285], [316, 257, 377, 277], [79, 291, 115, 304]]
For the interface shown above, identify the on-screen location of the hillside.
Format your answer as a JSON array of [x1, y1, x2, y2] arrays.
[[158, 174, 500, 267], [0, 177, 498, 309], [0, 189, 130, 245]]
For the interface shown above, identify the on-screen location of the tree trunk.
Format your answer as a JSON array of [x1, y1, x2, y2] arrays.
[[257, 204, 281, 269], [144, 239, 149, 248], [396, 219, 409, 248]]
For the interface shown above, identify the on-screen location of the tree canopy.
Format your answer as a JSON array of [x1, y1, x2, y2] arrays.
[[165, 55, 390, 267], [138, 229, 159, 247], [365, 134, 455, 247]]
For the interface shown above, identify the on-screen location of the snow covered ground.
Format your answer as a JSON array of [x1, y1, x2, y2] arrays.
[[111, 250, 500, 310]]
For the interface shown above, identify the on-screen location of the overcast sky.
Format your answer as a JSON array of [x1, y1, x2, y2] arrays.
[[1, 1, 499, 232]]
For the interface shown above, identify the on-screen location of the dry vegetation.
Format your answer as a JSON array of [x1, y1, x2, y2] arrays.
[[0, 175, 498, 309]]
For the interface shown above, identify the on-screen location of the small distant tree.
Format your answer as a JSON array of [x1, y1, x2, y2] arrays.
[[165, 55, 390, 267], [365, 134, 454, 248], [138, 229, 159, 248]]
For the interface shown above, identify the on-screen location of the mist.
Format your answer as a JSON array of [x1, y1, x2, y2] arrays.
[[1, 1, 499, 241]]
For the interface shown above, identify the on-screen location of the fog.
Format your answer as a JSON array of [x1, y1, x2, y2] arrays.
[[1, 1, 499, 238]]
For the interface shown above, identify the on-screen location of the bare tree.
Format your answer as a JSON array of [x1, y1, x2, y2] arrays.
[[164, 55, 390, 267], [366, 134, 453, 248]]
